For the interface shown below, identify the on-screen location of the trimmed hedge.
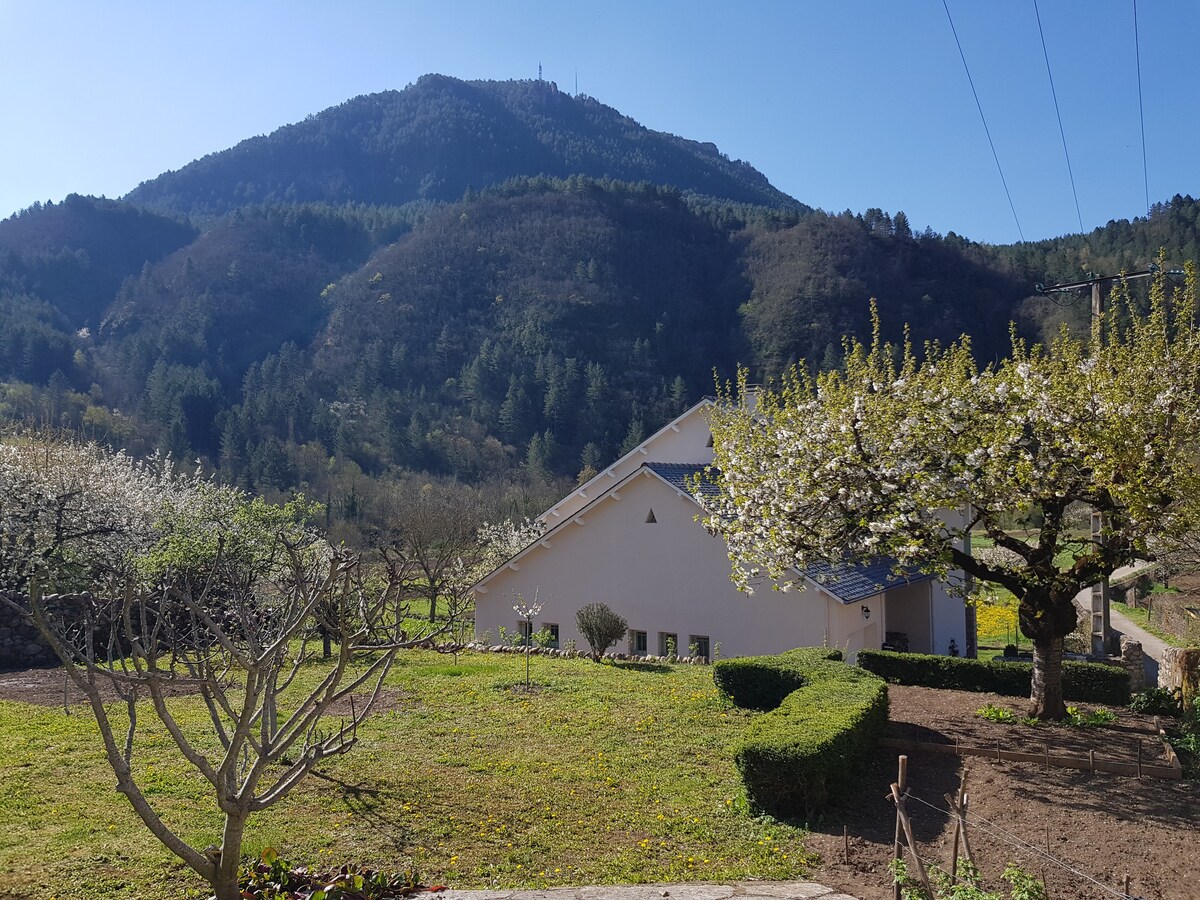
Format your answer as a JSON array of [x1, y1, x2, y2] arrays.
[[712, 646, 843, 710], [714, 648, 887, 819], [857, 649, 1130, 706]]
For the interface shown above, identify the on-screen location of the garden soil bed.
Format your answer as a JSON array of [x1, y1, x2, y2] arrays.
[[806, 685, 1200, 900]]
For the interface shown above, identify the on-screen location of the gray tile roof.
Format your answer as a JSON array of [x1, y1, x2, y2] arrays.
[[644, 461, 720, 498], [644, 461, 933, 603], [803, 558, 934, 604]]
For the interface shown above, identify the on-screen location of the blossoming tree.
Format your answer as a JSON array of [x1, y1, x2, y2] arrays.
[[701, 267, 1200, 718]]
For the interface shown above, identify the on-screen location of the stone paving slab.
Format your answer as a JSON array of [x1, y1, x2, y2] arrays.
[[411, 882, 857, 900]]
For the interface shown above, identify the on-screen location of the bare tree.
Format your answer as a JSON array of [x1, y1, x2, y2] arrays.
[[3, 540, 459, 900], [374, 479, 485, 622]]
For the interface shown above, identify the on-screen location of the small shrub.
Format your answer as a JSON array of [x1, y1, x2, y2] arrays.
[[891, 857, 1047, 900], [1003, 643, 1018, 658], [1064, 706, 1117, 728], [977, 703, 1015, 723], [240, 848, 422, 899], [575, 603, 628, 658], [1130, 686, 1183, 716]]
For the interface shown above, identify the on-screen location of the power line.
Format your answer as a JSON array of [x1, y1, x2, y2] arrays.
[[943, 0, 1025, 241], [1134, 0, 1151, 216], [1033, 0, 1084, 233]]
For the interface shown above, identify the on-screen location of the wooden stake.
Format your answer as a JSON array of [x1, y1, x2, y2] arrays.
[[943, 766, 969, 883], [892, 782, 934, 900], [892, 755, 907, 900], [843, 824, 850, 864], [959, 792, 975, 867], [1124, 874, 1132, 896]]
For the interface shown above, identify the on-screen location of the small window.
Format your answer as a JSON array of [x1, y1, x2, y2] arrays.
[[630, 629, 648, 656], [545, 623, 560, 649], [517, 621, 533, 642], [706, 432, 714, 448], [644, 508, 657, 523], [688, 635, 711, 660], [658, 631, 678, 657]]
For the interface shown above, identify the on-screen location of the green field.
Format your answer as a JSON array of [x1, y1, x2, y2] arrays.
[[0, 651, 812, 899]]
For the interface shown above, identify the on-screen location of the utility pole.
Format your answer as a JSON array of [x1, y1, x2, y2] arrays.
[[1036, 265, 1179, 655]]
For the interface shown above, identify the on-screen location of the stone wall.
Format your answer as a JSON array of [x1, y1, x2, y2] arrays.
[[0, 603, 56, 670], [1160, 646, 1200, 707], [1118, 635, 1145, 693]]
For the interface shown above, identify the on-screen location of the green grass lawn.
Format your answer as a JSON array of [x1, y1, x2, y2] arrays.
[[0, 651, 813, 899]]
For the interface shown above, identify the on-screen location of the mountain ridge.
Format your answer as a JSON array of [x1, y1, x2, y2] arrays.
[[124, 74, 805, 219]]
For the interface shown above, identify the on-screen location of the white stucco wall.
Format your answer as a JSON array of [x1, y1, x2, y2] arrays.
[[880, 579, 933, 653], [930, 579, 968, 657], [476, 469, 830, 658], [541, 401, 715, 525]]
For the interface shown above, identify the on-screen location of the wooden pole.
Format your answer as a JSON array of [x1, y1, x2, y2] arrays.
[[843, 825, 850, 864], [892, 755, 907, 900], [891, 782, 934, 899], [959, 792, 975, 867], [943, 766, 969, 882]]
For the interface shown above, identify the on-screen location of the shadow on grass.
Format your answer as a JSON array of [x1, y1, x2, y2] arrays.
[[312, 770, 414, 851]]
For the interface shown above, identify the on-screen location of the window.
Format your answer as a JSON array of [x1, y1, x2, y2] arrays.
[[517, 620, 533, 643], [689, 635, 710, 660], [630, 630, 648, 656], [644, 508, 657, 523], [545, 623, 560, 649], [658, 631, 678, 657]]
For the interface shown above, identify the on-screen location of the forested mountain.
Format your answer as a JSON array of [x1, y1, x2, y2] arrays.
[[3, 76, 1199, 541], [125, 75, 803, 219]]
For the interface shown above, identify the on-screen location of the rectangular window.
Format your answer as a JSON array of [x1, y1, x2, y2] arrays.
[[545, 623, 560, 649], [517, 621, 533, 642], [630, 629, 648, 656], [658, 631, 678, 657], [689, 635, 710, 660]]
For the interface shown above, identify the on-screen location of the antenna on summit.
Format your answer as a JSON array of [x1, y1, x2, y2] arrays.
[[575, 69, 578, 95], [538, 62, 542, 81]]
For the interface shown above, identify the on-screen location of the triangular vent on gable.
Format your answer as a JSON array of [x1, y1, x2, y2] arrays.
[[706, 433, 714, 448], [645, 508, 657, 524]]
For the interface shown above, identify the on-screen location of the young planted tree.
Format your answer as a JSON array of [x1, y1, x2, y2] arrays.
[[0, 434, 460, 900], [575, 602, 628, 659], [701, 268, 1200, 718]]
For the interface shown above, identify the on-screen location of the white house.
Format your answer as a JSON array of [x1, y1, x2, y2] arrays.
[[473, 399, 969, 661]]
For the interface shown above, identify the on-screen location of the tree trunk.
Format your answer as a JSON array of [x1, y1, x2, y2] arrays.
[[212, 811, 247, 900], [1029, 637, 1066, 720]]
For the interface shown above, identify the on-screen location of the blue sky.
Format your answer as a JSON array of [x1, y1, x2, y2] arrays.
[[2, 1, 1196, 244]]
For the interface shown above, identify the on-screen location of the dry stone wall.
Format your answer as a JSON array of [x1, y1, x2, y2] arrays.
[[0, 604, 56, 670]]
